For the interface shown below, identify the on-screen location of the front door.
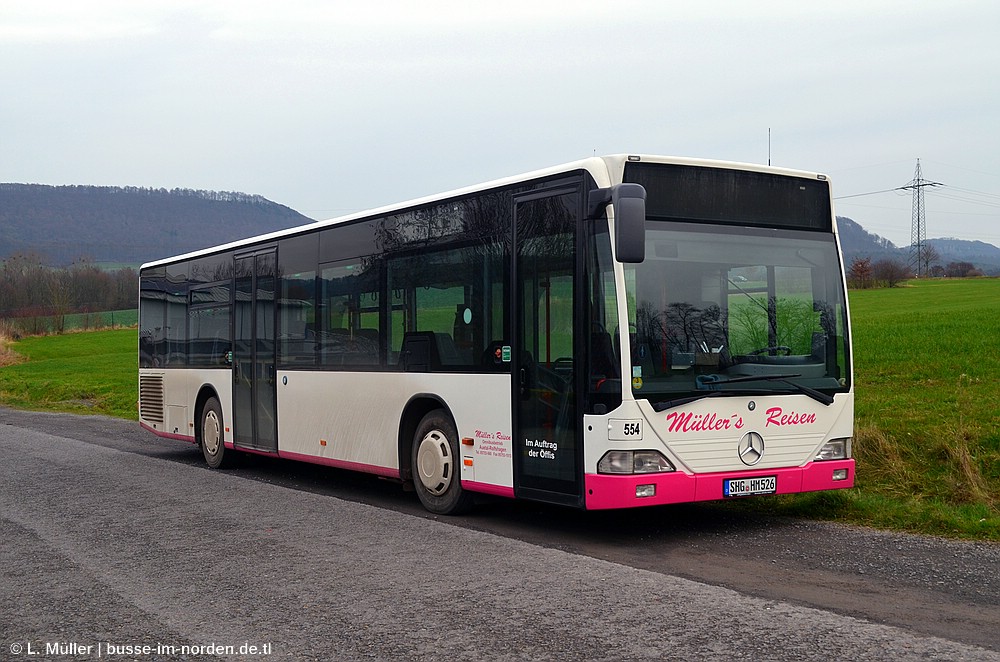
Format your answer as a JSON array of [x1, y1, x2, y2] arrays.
[[512, 187, 582, 505], [233, 249, 278, 452]]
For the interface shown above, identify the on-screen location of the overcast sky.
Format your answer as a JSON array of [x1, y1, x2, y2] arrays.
[[2, 1, 998, 247]]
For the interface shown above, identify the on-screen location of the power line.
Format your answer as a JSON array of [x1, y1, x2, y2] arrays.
[[944, 185, 1000, 199], [833, 187, 905, 200], [926, 188, 1000, 208], [835, 178, 999, 205]]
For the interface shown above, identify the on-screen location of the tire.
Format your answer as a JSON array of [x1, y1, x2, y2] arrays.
[[200, 397, 229, 469], [411, 409, 474, 515]]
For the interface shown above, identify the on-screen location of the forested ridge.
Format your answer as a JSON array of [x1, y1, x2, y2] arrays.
[[0, 183, 313, 265]]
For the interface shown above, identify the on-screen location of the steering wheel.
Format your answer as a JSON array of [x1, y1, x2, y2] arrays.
[[749, 345, 792, 356]]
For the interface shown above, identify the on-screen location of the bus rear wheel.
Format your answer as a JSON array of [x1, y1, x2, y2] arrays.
[[200, 396, 229, 469], [411, 409, 474, 515]]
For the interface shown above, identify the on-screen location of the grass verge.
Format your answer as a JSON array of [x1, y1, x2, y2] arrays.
[[0, 328, 137, 419], [0, 333, 25, 368]]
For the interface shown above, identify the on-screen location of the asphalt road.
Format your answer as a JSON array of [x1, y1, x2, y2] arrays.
[[1, 407, 998, 661]]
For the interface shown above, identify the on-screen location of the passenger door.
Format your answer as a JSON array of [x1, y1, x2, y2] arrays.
[[232, 249, 278, 452], [512, 187, 582, 505]]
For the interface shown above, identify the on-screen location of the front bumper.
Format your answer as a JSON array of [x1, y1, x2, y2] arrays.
[[584, 459, 855, 510]]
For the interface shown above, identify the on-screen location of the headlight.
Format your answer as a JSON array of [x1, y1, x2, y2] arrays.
[[598, 450, 675, 474], [815, 437, 851, 461], [634, 451, 675, 473]]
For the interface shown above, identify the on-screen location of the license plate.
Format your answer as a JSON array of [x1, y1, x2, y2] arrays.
[[724, 476, 777, 498]]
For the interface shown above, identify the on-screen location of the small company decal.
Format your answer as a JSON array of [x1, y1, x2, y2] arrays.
[[473, 429, 512, 458]]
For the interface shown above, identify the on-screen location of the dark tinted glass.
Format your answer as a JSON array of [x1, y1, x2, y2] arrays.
[[188, 301, 230, 367], [624, 163, 831, 231], [320, 220, 379, 262], [279, 234, 319, 365], [189, 252, 233, 284], [139, 267, 166, 368], [319, 258, 380, 367]]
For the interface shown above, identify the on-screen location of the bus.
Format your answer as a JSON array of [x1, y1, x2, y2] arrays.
[[138, 154, 854, 514]]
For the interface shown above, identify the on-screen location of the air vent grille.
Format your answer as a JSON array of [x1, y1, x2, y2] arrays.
[[139, 374, 164, 424]]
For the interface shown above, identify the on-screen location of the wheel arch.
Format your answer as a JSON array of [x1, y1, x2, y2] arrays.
[[398, 394, 453, 482], [194, 384, 223, 447]]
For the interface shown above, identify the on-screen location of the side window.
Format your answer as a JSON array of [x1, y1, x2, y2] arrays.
[[588, 222, 622, 412], [319, 258, 380, 366], [188, 284, 231, 367], [279, 273, 316, 364], [307, 189, 512, 372], [383, 192, 510, 372], [165, 263, 188, 366], [279, 234, 318, 365], [388, 248, 482, 368], [139, 268, 167, 368]]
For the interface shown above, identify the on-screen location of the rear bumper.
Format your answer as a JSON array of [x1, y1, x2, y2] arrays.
[[584, 459, 855, 510], [141, 421, 196, 444]]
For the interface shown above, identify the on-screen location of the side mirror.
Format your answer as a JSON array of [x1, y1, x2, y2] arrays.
[[612, 183, 646, 263], [588, 184, 646, 263]]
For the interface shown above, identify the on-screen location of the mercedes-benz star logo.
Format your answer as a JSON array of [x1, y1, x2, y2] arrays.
[[738, 432, 765, 466]]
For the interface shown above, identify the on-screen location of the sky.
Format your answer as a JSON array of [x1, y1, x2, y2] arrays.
[[2, 0, 999, 248]]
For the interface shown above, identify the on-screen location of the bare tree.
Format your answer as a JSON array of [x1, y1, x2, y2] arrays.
[[872, 259, 911, 288], [945, 261, 978, 277], [919, 244, 940, 275], [847, 257, 874, 289]]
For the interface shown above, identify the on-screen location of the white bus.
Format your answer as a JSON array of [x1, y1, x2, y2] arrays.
[[139, 155, 854, 514]]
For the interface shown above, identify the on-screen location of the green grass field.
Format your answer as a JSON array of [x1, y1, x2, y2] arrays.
[[1, 278, 998, 539], [0, 329, 137, 419], [846, 278, 999, 537]]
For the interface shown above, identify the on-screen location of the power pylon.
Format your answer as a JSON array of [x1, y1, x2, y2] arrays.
[[902, 158, 941, 276]]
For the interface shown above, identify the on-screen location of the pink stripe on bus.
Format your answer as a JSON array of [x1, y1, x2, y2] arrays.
[[141, 422, 196, 444], [278, 450, 401, 479], [461, 481, 516, 499], [231, 444, 279, 457]]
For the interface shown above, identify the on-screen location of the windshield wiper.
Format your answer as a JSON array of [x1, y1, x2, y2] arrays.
[[650, 373, 835, 412], [698, 373, 835, 406], [652, 388, 768, 411]]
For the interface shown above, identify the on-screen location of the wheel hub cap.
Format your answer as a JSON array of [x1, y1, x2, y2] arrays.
[[203, 411, 221, 455], [416, 429, 453, 496]]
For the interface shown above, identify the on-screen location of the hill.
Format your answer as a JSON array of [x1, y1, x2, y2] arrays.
[[836, 216, 900, 262], [925, 237, 1000, 274], [836, 216, 1000, 276], [0, 184, 313, 266]]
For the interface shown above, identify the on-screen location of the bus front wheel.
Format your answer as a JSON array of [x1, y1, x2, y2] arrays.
[[200, 397, 229, 469], [411, 409, 474, 515]]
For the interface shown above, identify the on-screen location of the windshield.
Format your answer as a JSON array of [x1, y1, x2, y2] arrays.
[[626, 221, 850, 401]]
